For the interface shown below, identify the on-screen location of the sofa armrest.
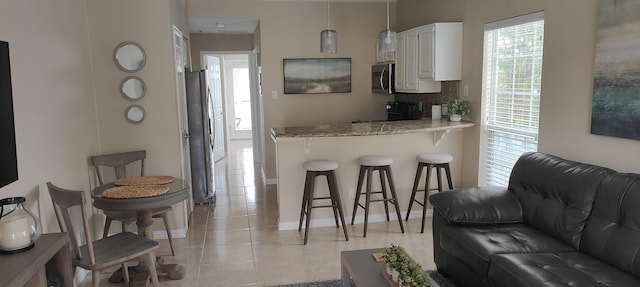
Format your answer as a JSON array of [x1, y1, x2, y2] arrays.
[[429, 186, 523, 225]]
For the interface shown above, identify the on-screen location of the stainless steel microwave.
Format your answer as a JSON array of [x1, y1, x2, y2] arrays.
[[372, 63, 395, 94]]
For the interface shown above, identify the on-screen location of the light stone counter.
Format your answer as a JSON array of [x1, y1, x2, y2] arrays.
[[271, 119, 475, 138]]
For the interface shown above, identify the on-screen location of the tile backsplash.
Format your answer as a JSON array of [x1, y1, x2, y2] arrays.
[[394, 81, 460, 118]]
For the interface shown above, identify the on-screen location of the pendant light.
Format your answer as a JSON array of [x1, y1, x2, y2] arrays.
[[378, 0, 396, 54], [320, 0, 337, 53]]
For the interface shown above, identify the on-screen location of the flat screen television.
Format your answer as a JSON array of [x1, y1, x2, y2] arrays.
[[0, 41, 18, 188]]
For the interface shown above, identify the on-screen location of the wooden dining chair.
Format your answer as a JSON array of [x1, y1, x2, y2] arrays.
[[90, 150, 175, 255], [47, 182, 160, 287]]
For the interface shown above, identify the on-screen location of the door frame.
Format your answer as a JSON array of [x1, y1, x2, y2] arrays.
[[172, 26, 192, 233], [200, 50, 265, 177], [223, 58, 252, 140]]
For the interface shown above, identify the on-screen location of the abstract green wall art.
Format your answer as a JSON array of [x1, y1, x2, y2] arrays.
[[591, 0, 640, 140]]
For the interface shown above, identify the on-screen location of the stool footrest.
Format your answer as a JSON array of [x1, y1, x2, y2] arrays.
[[355, 191, 385, 195], [311, 204, 336, 209], [411, 200, 425, 207], [368, 198, 397, 203], [356, 197, 398, 209], [412, 188, 441, 193]]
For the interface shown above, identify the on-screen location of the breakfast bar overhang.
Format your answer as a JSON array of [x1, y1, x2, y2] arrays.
[[271, 119, 475, 231]]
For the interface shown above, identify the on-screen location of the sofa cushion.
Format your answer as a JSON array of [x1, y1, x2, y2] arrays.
[[508, 152, 614, 249], [440, 223, 574, 277], [581, 173, 640, 278], [488, 252, 640, 287]]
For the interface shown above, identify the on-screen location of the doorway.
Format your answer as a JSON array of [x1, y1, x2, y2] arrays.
[[223, 56, 252, 140], [201, 51, 264, 176]]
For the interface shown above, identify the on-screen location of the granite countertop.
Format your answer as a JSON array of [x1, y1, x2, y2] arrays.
[[271, 119, 475, 138]]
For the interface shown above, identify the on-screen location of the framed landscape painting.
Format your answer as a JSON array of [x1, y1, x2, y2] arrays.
[[283, 58, 351, 94], [591, 0, 640, 140]]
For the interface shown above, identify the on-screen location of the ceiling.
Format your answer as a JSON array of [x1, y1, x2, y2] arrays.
[[187, 0, 395, 34], [189, 18, 259, 34]]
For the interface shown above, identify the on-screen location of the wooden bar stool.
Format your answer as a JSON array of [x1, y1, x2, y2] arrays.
[[406, 152, 454, 233], [351, 155, 405, 237], [298, 160, 349, 245]]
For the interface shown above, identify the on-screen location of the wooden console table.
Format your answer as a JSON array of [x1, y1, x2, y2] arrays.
[[0, 233, 73, 287]]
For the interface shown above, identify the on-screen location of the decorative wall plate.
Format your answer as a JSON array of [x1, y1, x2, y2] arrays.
[[125, 105, 145, 124], [120, 76, 146, 101], [114, 41, 146, 72]]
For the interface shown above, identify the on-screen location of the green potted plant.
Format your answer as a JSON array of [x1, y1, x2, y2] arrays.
[[382, 244, 409, 282], [399, 263, 429, 287], [447, 98, 470, 122], [383, 244, 430, 286]]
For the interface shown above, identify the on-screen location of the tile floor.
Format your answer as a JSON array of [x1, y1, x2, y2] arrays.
[[84, 139, 436, 286]]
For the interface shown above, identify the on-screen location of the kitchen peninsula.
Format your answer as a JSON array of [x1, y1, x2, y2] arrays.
[[271, 119, 475, 231]]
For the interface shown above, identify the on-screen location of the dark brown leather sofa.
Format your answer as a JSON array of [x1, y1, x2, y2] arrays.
[[429, 152, 640, 287]]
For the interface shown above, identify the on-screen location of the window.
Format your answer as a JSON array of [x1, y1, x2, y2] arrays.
[[480, 12, 545, 187]]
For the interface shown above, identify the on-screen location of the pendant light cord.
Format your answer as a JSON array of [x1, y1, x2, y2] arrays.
[[386, 0, 390, 30], [327, 0, 331, 30]]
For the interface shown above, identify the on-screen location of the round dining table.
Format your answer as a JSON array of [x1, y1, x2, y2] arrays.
[[92, 179, 189, 286]]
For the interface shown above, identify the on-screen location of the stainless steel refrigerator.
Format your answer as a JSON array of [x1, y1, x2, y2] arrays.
[[185, 70, 215, 204]]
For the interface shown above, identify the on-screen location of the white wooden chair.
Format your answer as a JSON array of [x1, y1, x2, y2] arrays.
[[47, 182, 160, 287]]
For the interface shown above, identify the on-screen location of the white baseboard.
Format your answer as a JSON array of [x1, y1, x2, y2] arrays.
[[278, 209, 433, 230], [265, 178, 277, 185], [153, 229, 186, 239]]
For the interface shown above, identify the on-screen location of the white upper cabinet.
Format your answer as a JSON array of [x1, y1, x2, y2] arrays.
[[395, 34, 406, 89], [419, 23, 463, 81], [395, 22, 462, 93], [417, 25, 435, 79], [404, 29, 419, 91]]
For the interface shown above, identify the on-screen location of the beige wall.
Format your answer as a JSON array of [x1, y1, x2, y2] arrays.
[[170, 0, 189, 35], [1, 0, 189, 237], [0, 1, 99, 232], [189, 33, 255, 69], [399, 0, 640, 187], [85, 0, 189, 233], [187, 0, 397, 181]]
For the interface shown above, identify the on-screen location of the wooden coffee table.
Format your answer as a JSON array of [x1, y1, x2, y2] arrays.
[[341, 248, 438, 287]]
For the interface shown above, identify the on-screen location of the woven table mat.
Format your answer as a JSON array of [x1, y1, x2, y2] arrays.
[[102, 185, 170, 199], [113, 176, 175, 186]]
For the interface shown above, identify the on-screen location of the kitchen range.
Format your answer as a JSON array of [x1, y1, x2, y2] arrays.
[[385, 101, 421, 121]]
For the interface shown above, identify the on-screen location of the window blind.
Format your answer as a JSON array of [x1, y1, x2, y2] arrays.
[[481, 12, 545, 187]]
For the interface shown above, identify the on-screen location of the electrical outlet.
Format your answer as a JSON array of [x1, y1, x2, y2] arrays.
[[348, 187, 355, 199], [463, 85, 469, 98], [272, 91, 278, 99]]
